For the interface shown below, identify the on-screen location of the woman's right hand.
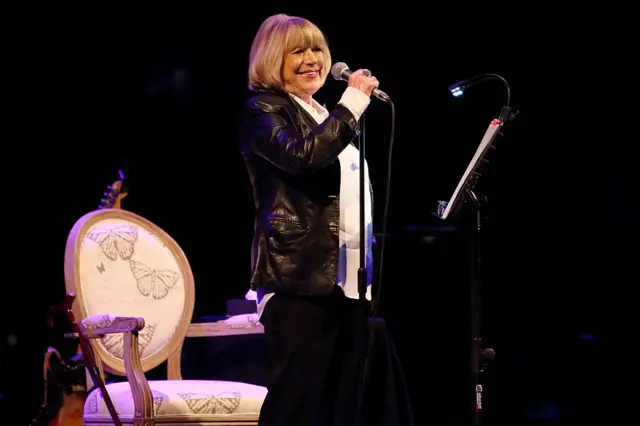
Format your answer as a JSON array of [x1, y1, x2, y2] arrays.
[[348, 68, 379, 97]]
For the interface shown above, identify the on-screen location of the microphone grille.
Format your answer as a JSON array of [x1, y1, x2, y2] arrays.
[[331, 62, 349, 80]]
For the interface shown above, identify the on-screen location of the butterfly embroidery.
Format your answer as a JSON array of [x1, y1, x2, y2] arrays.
[[178, 392, 241, 415], [101, 322, 157, 359], [129, 260, 179, 300], [86, 225, 138, 261]]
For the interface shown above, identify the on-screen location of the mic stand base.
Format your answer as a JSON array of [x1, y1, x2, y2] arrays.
[[466, 188, 495, 426]]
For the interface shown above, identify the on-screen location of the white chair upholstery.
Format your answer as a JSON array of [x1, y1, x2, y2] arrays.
[[64, 209, 266, 425], [84, 380, 266, 423]]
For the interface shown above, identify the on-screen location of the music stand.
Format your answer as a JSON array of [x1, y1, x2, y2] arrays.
[[436, 106, 513, 426]]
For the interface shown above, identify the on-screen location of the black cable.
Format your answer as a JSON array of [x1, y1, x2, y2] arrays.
[[371, 94, 394, 333]]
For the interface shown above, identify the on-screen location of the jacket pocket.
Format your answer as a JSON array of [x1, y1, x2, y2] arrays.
[[267, 216, 309, 248]]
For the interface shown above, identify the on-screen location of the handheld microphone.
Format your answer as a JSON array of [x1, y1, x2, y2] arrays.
[[331, 62, 390, 102]]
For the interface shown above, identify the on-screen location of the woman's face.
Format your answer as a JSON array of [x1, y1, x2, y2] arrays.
[[282, 46, 324, 102]]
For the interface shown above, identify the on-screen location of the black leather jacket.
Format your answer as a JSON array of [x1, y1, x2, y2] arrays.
[[238, 90, 361, 300]]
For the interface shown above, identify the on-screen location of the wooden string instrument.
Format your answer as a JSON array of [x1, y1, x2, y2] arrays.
[[32, 166, 130, 426]]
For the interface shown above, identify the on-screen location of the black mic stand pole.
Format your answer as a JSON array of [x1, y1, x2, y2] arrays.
[[358, 114, 368, 307], [354, 110, 370, 426]]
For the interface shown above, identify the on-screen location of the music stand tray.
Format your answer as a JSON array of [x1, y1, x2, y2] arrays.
[[437, 119, 502, 221]]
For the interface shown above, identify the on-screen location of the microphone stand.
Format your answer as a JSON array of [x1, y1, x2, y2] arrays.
[[358, 114, 368, 305], [354, 111, 370, 426]]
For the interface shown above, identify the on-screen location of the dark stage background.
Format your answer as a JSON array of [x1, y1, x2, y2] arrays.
[[0, 8, 631, 425]]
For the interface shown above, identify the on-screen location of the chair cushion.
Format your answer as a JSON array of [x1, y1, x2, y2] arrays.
[[84, 379, 266, 422]]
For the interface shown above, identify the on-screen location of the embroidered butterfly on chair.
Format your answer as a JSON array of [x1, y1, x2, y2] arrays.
[[177, 392, 241, 415], [86, 225, 138, 261], [101, 322, 158, 359], [129, 260, 180, 300]]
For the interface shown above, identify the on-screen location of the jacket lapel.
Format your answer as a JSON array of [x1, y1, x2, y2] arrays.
[[286, 94, 318, 134]]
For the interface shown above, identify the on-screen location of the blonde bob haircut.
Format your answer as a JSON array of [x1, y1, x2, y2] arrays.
[[248, 14, 332, 92]]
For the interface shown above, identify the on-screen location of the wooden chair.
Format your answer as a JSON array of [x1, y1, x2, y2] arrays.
[[64, 207, 266, 425]]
